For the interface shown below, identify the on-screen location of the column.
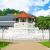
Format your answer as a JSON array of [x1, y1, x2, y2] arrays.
[[19, 18, 20, 23]]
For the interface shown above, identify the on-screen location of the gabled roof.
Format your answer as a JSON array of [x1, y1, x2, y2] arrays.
[[16, 11, 35, 18]]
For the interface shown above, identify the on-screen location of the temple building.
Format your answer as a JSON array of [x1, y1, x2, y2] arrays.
[[0, 11, 49, 40]]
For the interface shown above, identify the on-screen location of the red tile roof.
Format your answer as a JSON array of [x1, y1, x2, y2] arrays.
[[16, 11, 35, 18]]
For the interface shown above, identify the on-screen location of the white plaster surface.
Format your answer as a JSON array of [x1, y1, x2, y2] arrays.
[[0, 23, 49, 40]]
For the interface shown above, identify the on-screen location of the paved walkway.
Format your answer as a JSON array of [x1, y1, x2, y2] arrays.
[[2, 40, 49, 50]]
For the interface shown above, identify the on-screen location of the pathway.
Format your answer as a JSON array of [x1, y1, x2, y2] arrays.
[[2, 40, 49, 50]]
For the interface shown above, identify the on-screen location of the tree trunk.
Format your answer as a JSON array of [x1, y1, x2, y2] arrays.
[[42, 29, 44, 40]]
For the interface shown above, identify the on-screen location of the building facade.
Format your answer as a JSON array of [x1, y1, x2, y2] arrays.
[[0, 12, 49, 40]]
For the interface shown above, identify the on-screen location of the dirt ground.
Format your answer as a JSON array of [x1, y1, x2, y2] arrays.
[[2, 40, 49, 50]]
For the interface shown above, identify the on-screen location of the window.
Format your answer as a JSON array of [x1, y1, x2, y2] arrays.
[[16, 18, 19, 22], [28, 18, 33, 23], [20, 18, 26, 22]]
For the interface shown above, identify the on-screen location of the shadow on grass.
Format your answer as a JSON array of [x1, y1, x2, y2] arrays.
[[0, 41, 11, 50], [39, 40, 50, 48]]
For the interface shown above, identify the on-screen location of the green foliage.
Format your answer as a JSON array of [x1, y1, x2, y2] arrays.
[[0, 8, 20, 16], [0, 41, 10, 48], [11, 9, 20, 14], [35, 16, 50, 40], [45, 16, 50, 28], [35, 16, 47, 29], [2, 9, 7, 16], [0, 10, 3, 16]]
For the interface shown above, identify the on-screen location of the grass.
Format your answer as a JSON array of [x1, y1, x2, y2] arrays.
[[39, 41, 50, 48], [0, 41, 11, 50]]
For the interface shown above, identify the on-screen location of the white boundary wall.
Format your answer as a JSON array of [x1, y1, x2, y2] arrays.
[[0, 27, 49, 40], [0, 22, 49, 40]]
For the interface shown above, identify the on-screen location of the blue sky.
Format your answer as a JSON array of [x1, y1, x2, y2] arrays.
[[0, 0, 50, 16], [28, 0, 50, 16]]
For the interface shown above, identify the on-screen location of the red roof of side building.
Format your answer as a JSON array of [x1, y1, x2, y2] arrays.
[[16, 11, 35, 18]]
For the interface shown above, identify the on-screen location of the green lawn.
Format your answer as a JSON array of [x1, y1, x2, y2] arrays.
[[39, 41, 50, 48], [0, 41, 11, 49]]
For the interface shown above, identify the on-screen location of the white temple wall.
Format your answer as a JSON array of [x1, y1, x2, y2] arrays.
[[0, 22, 49, 40], [0, 29, 2, 39], [0, 27, 49, 40]]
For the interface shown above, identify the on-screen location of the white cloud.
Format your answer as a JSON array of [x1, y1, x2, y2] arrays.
[[0, 0, 31, 12], [48, 6, 50, 9], [0, 0, 50, 13], [31, 0, 49, 6], [3, 0, 31, 12], [33, 9, 50, 16]]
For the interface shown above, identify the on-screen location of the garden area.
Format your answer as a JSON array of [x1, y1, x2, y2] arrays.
[[39, 41, 50, 48], [0, 41, 11, 50]]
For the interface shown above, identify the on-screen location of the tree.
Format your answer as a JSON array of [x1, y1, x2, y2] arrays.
[[2, 9, 7, 16], [0, 10, 3, 16], [45, 16, 50, 41], [35, 16, 47, 40], [11, 9, 20, 14], [5, 8, 12, 14], [5, 8, 20, 14], [0, 8, 20, 16]]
